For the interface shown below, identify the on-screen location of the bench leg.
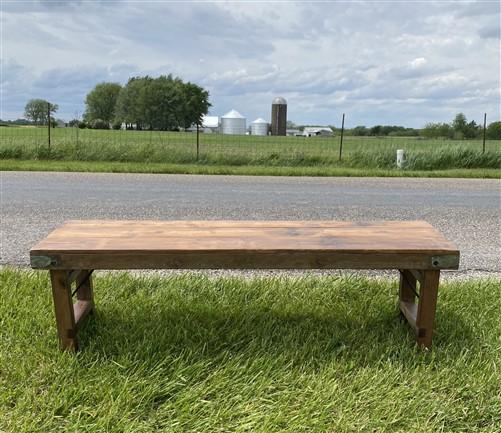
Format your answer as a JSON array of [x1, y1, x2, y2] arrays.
[[49, 269, 95, 351], [50, 270, 77, 351], [74, 270, 94, 326], [399, 269, 440, 349]]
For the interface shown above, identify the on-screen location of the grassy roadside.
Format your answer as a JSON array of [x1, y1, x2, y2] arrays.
[[1, 268, 500, 432], [1, 159, 500, 178]]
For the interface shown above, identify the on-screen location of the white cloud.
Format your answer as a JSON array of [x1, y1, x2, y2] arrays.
[[1, 0, 499, 126]]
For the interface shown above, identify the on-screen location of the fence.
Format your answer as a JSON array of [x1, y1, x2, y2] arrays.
[[1, 126, 500, 169]]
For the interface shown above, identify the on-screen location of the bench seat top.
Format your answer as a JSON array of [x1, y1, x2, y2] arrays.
[[30, 220, 460, 270]]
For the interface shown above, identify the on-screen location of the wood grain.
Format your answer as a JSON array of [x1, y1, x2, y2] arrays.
[[31, 220, 459, 270]]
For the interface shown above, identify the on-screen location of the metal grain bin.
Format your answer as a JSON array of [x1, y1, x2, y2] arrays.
[[221, 109, 246, 135], [250, 118, 268, 136]]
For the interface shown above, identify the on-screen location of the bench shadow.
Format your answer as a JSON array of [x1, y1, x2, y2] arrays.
[[78, 294, 478, 368]]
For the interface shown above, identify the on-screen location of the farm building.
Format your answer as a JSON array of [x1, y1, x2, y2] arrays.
[[302, 126, 334, 137], [185, 115, 219, 133], [250, 118, 269, 136], [221, 109, 246, 135], [286, 129, 302, 136], [201, 115, 219, 133]]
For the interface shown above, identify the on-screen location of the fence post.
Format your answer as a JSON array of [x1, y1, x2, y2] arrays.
[[196, 122, 200, 161], [482, 113, 486, 154], [47, 102, 51, 153], [339, 113, 345, 161]]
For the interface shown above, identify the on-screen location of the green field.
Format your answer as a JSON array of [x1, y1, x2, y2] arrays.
[[1, 268, 500, 432], [1, 126, 500, 171]]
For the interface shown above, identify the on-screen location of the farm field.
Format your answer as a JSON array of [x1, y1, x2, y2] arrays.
[[1, 268, 500, 432], [1, 126, 500, 171]]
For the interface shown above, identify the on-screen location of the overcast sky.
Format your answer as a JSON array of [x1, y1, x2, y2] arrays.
[[2, 0, 500, 127]]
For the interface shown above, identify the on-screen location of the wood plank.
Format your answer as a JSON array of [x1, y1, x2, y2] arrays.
[[399, 300, 418, 331], [74, 300, 93, 328], [35, 251, 456, 270], [31, 220, 459, 254]]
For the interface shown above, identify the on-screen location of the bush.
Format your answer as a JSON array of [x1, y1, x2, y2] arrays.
[[89, 119, 109, 129], [68, 119, 87, 128], [486, 121, 501, 140]]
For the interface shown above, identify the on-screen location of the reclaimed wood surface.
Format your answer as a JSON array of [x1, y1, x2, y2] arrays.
[[30, 220, 460, 270]]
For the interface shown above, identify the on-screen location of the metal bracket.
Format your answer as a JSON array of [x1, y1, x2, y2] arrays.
[[431, 255, 460, 269], [30, 255, 57, 269]]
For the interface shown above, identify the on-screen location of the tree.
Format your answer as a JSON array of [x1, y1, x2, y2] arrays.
[[486, 121, 501, 140], [114, 77, 150, 130], [24, 99, 58, 125], [464, 120, 480, 139], [352, 125, 369, 136], [420, 122, 452, 139], [452, 113, 468, 137], [179, 81, 211, 128], [114, 75, 211, 130], [83, 82, 122, 125]]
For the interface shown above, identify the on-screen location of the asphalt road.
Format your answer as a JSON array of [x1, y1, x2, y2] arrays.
[[1, 172, 500, 274]]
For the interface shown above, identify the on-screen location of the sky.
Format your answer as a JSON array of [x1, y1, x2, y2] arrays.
[[1, 0, 500, 127]]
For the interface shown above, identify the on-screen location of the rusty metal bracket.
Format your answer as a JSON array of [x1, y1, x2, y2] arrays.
[[30, 255, 57, 268], [431, 255, 460, 269]]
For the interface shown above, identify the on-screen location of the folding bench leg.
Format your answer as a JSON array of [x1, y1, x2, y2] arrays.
[[74, 270, 94, 326], [399, 269, 440, 349], [415, 270, 440, 348], [49, 269, 95, 351], [50, 270, 78, 351]]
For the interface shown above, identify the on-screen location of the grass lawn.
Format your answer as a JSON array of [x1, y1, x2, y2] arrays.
[[1, 269, 500, 432], [1, 159, 500, 178]]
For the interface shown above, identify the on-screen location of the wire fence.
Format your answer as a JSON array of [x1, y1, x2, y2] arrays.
[[1, 126, 500, 168]]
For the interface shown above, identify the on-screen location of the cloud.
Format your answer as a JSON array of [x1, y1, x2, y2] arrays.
[[1, 0, 500, 126]]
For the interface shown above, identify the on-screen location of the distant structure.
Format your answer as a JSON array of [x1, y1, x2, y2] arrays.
[[250, 118, 268, 136], [303, 126, 334, 137], [271, 97, 287, 136], [201, 115, 219, 133], [221, 109, 246, 135], [286, 128, 302, 137]]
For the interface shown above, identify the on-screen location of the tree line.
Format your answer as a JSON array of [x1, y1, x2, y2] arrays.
[[23, 75, 211, 131], [21, 85, 501, 139], [347, 114, 501, 140], [82, 75, 210, 130], [421, 113, 483, 139]]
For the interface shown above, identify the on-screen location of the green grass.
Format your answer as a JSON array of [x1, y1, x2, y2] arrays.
[[1, 268, 500, 432], [0, 127, 500, 172], [1, 158, 500, 178]]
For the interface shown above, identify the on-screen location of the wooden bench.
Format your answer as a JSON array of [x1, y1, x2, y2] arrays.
[[30, 220, 460, 351]]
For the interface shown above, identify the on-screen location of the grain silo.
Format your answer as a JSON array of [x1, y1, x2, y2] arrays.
[[250, 118, 268, 136], [271, 97, 287, 136], [221, 109, 246, 135]]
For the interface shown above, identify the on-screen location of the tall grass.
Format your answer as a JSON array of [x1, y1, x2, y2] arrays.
[[1, 126, 499, 170]]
